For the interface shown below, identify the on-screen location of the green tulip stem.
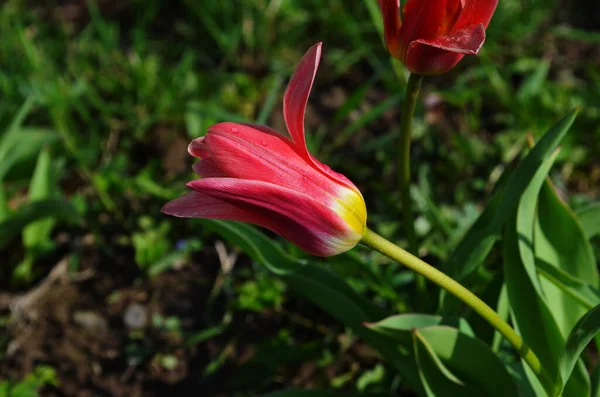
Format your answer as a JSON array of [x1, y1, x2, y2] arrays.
[[398, 73, 422, 253], [398, 73, 425, 303], [360, 227, 555, 396]]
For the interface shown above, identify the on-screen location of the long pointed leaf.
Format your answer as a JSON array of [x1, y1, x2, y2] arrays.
[[505, 214, 590, 396], [23, 147, 56, 250], [536, 258, 600, 310], [413, 330, 470, 397], [445, 109, 578, 281], [558, 304, 600, 396], [365, 313, 474, 341], [576, 203, 600, 240], [536, 182, 598, 336], [418, 326, 519, 397]]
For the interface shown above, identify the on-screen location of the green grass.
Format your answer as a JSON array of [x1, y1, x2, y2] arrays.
[[0, 0, 599, 395]]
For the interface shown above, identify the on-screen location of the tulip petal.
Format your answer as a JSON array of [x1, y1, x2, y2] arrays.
[[188, 137, 210, 159], [187, 178, 358, 256], [204, 122, 346, 200], [411, 24, 486, 55], [282, 43, 362, 193], [377, 0, 402, 58], [400, 0, 451, 45], [453, 0, 499, 30], [192, 158, 228, 178], [404, 24, 484, 74], [283, 42, 322, 161]]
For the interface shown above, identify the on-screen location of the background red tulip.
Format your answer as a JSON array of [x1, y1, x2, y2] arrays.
[[378, 0, 499, 74]]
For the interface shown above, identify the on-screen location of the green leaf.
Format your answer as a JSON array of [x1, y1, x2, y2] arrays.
[[505, 214, 590, 397], [536, 258, 600, 310], [516, 60, 550, 102], [186, 324, 227, 346], [416, 330, 465, 386], [412, 331, 468, 397], [504, 214, 563, 395], [368, 316, 518, 396], [417, 326, 520, 397], [557, 304, 600, 396], [356, 364, 385, 392], [445, 109, 578, 282], [0, 128, 59, 182], [1, 96, 36, 141], [505, 361, 542, 397], [202, 220, 300, 276], [23, 147, 56, 250], [576, 203, 600, 240], [491, 285, 509, 353], [0, 199, 78, 249], [202, 220, 423, 392], [535, 182, 598, 336], [363, 0, 384, 38], [516, 149, 560, 297], [365, 313, 474, 342], [0, 187, 8, 222], [413, 331, 469, 397], [511, 144, 593, 396]]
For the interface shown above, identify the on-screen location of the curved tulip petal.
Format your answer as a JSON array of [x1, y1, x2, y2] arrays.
[[377, 0, 402, 58], [405, 45, 464, 75], [283, 42, 321, 161], [282, 43, 363, 193], [400, 0, 455, 46], [187, 178, 361, 256], [453, 0, 499, 30], [412, 24, 486, 55], [405, 24, 484, 74]]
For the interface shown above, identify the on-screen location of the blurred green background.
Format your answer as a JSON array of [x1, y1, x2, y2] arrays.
[[0, 0, 599, 395]]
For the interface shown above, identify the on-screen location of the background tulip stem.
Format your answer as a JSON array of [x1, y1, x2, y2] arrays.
[[360, 227, 556, 397], [398, 73, 425, 303]]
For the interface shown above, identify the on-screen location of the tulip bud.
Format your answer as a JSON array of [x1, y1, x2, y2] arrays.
[[378, 0, 498, 75], [162, 43, 367, 257]]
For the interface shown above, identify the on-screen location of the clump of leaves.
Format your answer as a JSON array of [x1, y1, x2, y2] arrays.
[[0, 365, 58, 397]]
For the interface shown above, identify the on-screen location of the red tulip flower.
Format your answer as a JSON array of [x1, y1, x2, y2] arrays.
[[378, 0, 498, 75], [162, 43, 367, 257]]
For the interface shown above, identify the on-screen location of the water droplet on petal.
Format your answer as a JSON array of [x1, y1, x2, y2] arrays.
[[232, 127, 239, 133], [261, 141, 268, 146]]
